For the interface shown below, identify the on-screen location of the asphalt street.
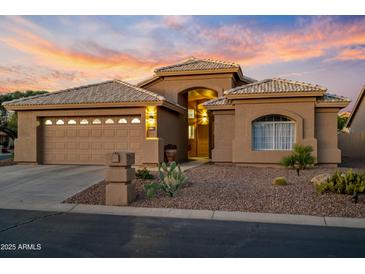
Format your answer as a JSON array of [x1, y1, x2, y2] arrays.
[[0, 209, 364, 258]]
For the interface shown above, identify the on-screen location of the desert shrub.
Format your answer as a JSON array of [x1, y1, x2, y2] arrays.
[[144, 161, 187, 198], [135, 167, 154, 180], [316, 169, 365, 203], [272, 176, 288, 186], [281, 144, 315, 176]]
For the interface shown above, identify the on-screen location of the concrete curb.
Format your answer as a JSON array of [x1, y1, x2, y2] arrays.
[[1, 202, 365, 229]]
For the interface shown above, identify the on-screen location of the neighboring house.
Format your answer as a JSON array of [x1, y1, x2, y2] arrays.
[[3, 57, 350, 166], [339, 85, 365, 158]]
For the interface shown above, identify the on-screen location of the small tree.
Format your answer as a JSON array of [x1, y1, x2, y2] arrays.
[[337, 115, 348, 131], [281, 144, 315, 176]]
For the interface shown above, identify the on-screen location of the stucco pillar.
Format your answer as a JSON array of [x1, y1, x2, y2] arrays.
[[14, 111, 38, 163]]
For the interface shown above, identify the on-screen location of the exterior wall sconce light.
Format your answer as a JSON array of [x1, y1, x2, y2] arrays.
[[146, 106, 157, 137], [198, 109, 209, 125]]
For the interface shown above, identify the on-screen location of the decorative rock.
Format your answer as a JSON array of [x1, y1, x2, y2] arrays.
[[310, 173, 331, 187], [272, 176, 288, 186]]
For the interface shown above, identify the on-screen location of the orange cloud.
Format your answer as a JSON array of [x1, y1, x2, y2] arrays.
[[1, 16, 365, 93], [334, 47, 365, 60]]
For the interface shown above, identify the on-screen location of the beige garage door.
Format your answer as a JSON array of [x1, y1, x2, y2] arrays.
[[40, 116, 143, 164]]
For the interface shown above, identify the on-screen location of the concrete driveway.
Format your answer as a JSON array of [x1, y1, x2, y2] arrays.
[[0, 165, 105, 209]]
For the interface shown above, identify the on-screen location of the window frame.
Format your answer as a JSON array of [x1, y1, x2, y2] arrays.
[[252, 115, 296, 151]]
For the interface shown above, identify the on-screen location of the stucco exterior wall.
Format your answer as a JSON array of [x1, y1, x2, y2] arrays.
[[315, 108, 341, 164], [157, 107, 188, 163], [14, 111, 38, 163], [231, 98, 317, 165], [14, 107, 164, 165], [349, 96, 365, 133], [211, 110, 235, 162], [143, 73, 235, 104], [210, 98, 342, 166]]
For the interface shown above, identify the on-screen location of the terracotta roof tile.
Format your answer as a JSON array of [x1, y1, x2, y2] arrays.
[[317, 93, 350, 103], [3, 80, 171, 106], [203, 96, 231, 106], [225, 78, 327, 95], [155, 57, 239, 73]]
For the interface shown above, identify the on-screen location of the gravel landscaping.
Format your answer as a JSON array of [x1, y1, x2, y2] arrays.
[[65, 163, 365, 218]]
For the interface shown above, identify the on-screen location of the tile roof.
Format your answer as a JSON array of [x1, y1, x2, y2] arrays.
[[224, 78, 327, 96], [3, 80, 171, 106], [317, 93, 350, 103], [155, 57, 239, 73], [202, 96, 231, 106]]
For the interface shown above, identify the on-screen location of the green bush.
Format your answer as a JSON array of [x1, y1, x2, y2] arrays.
[[272, 177, 288, 186], [144, 161, 187, 198], [316, 169, 365, 201], [135, 167, 154, 180], [281, 144, 315, 176]]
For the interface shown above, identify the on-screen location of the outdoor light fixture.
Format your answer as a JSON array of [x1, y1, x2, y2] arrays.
[[146, 106, 157, 132], [198, 109, 209, 125]]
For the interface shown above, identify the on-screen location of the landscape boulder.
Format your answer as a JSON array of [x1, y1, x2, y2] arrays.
[[310, 173, 331, 187]]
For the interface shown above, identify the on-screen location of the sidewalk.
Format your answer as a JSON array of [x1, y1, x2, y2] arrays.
[[1, 201, 365, 229]]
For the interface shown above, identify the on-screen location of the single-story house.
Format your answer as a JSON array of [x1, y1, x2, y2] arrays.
[[339, 85, 365, 158], [3, 57, 350, 166]]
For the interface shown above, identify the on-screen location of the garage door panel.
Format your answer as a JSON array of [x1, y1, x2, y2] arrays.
[[78, 129, 89, 137], [55, 129, 65, 137], [55, 142, 65, 149], [103, 129, 115, 137], [103, 143, 115, 150], [79, 143, 90, 150], [91, 129, 102, 137], [66, 154, 79, 161], [66, 129, 77, 137], [116, 129, 128, 137], [67, 142, 78, 150], [41, 115, 143, 164], [91, 143, 103, 150], [116, 143, 128, 150]]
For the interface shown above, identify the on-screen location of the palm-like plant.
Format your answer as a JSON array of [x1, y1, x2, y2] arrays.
[[281, 144, 316, 176]]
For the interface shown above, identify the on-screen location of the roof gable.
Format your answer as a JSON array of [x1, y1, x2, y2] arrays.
[[225, 78, 327, 98], [154, 57, 240, 74]]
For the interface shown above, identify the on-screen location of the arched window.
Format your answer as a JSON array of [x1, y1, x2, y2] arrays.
[[68, 119, 77, 125], [252, 115, 295, 151], [80, 119, 89, 125], [105, 118, 114, 124], [118, 118, 128, 124], [131, 117, 141, 124], [44, 119, 53, 125], [92, 119, 102, 125], [56, 119, 65, 125]]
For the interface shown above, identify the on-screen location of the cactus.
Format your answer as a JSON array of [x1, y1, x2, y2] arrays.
[[144, 161, 187, 198], [316, 169, 365, 203]]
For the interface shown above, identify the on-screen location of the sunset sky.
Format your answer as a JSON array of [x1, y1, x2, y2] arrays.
[[0, 15, 364, 109]]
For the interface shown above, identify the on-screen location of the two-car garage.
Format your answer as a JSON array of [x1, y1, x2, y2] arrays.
[[39, 115, 143, 165]]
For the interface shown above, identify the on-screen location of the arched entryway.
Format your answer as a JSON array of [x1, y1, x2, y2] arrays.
[[178, 87, 218, 158]]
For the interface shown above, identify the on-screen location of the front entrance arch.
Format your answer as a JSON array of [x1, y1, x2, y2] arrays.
[[179, 87, 218, 158]]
